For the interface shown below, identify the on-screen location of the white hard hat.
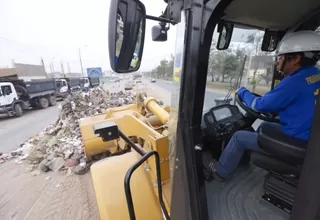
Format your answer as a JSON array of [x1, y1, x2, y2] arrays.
[[276, 31, 320, 57]]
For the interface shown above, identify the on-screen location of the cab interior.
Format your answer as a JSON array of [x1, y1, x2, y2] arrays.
[[200, 1, 320, 219]]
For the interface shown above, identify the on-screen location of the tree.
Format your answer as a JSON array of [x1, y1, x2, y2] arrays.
[[258, 67, 273, 85], [208, 40, 217, 82], [209, 47, 246, 84], [152, 54, 174, 80], [246, 31, 272, 91]]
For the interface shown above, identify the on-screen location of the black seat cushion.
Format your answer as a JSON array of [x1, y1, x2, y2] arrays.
[[251, 152, 301, 176], [257, 122, 308, 165]]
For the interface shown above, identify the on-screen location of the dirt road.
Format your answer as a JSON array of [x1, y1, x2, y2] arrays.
[[0, 160, 99, 220], [0, 102, 99, 220]]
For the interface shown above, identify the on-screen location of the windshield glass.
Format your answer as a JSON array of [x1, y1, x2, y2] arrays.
[[56, 80, 63, 88], [204, 27, 275, 113]]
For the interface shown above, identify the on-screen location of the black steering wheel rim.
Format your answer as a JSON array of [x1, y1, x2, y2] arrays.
[[235, 92, 280, 123]]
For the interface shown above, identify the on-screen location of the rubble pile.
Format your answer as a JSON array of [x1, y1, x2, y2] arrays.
[[1, 87, 135, 175]]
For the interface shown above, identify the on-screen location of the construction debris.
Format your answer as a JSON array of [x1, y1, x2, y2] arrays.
[[1, 87, 135, 175]]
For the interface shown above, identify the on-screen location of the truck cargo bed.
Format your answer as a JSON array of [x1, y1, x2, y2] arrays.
[[26, 79, 57, 95]]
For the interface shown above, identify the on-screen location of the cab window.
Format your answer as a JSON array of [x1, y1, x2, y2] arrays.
[[205, 27, 275, 112], [1, 85, 12, 95]]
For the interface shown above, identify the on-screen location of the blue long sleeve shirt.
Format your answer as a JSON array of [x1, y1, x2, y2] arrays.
[[238, 66, 320, 140]]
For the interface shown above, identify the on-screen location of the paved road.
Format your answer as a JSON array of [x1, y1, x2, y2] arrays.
[[152, 79, 231, 111], [151, 79, 264, 129], [0, 106, 59, 153]]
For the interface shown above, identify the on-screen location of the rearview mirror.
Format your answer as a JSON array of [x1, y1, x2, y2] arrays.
[[216, 22, 234, 50], [261, 30, 284, 52], [108, 0, 146, 73]]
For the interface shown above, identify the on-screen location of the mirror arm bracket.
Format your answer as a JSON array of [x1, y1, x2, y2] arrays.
[[146, 15, 177, 25]]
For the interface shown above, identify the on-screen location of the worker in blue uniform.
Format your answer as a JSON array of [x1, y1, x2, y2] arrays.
[[204, 31, 320, 181]]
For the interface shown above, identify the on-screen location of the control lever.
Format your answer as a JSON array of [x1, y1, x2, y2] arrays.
[[215, 123, 227, 139], [216, 123, 224, 131]]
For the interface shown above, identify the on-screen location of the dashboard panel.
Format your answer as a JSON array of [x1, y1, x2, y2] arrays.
[[213, 107, 232, 121], [203, 104, 245, 140]]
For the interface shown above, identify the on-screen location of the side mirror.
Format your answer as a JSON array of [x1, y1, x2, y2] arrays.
[[216, 22, 234, 50], [152, 25, 167, 41], [108, 0, 146, 73], [261, 30, 284, 52]]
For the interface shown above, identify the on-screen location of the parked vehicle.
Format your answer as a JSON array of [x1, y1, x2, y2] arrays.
[[55, 78, 69, 99], [56, 77, 82, 93], [124, 82, 133, 90], [80, 76, 100, 92], [0, 78, 57, 117]]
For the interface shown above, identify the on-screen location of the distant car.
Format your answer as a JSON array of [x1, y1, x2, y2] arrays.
[[151, 79, 156, 83], [124, 82, 133, 90], [135, 79, 142, 83]]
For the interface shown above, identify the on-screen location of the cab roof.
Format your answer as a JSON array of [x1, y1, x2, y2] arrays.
[[222, 0, 320, 30]]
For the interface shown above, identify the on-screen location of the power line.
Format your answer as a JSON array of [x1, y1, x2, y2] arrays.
[[0, 36, 35, 49]]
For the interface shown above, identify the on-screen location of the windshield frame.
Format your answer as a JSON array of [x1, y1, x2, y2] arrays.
[[171, 1, 320, 220]]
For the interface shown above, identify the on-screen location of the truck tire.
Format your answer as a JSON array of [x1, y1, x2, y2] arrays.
[[14, 85, 28, 98], [39, 97, 49, 109], [14, 104, 23, 117], [48, 96, 57, 106]]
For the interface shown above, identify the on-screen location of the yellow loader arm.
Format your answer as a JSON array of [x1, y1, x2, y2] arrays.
[[79, 94, 171, 220]]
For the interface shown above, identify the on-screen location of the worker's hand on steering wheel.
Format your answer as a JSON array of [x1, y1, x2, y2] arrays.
[[235, 89, 280, 123]]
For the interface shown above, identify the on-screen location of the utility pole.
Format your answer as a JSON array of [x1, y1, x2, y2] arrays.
[[79, 45, 87, 76], [51, 57, 55, 73], [60, 61, 65, 74], [67, 62, 71, 73]]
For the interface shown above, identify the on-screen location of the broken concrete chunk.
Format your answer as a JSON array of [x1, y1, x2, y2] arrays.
[[46, 151, 56, 161], [64, 149, 74, 159], [72, 164, 89, 175], [39, 159, 50, 172], [48, 157, 65, 172], [10, 151, 18, 157], [26, 151, 45, 163], [71, 151, 82, 160], [10, 87, 136, 173]]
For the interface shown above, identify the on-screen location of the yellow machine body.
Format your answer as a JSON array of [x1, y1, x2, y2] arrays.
[[91, 151, 164, 220], [80, 104, 139, 157], [79, 96, 172, 220]]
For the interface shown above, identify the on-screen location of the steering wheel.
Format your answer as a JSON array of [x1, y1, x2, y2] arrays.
[[235, 92, 280, 123]]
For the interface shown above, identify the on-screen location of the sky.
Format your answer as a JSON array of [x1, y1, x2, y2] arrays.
[[0, 0, 261, 74], [0, 0, 176, 73]]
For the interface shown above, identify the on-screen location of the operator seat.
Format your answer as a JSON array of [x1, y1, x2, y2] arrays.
[[250, 122, 308, 212], [251, 122, 307, 175]]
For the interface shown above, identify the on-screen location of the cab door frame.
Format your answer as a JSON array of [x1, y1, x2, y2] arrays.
[[170, 0, 320, 219], [170, 0, 233, 219]]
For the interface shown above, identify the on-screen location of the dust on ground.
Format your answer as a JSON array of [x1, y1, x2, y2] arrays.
[[0, 160, 99, 220]]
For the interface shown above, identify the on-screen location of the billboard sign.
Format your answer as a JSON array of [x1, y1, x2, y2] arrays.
[[87, 67, 103, 77]]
